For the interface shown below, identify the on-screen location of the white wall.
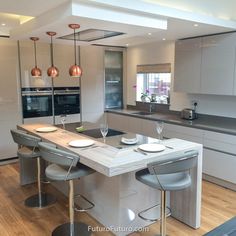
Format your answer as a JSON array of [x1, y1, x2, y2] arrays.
[[126, 40, 236, 118]]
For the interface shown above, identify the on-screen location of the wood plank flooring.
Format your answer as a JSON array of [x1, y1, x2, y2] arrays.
[[0, 163, 235, 236]]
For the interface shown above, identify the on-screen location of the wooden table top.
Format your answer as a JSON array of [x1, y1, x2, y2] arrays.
[[18, 123, 202, 177]]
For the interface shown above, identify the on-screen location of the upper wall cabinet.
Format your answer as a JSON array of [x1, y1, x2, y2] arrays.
[[201, 34, 236, 95], [174, 32, 236, 95], [174, 37, 202, 93]]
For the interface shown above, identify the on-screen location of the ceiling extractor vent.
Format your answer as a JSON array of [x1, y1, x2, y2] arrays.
[[59, 28, 125, 42]]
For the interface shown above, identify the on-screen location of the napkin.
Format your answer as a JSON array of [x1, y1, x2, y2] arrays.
[[75, 126, 86, 132], [121, 137, 138, 144]]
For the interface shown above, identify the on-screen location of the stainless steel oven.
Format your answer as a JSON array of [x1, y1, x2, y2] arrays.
[[22, 87, 80, 118], [54, 87, 80, 115], [22, 88, 52, 118]]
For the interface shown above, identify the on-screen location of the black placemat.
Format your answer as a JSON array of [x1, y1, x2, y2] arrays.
[[80, 128, 125, 138]]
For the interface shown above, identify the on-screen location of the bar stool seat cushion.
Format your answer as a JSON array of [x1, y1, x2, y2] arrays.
[[17, 146, 40, 159], [46, 163, 95, 181], [135, 168, 191, 191]]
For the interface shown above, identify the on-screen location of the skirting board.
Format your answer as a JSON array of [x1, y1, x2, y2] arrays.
[[0, 157, 18, 166], [203, 174, 236, 191]]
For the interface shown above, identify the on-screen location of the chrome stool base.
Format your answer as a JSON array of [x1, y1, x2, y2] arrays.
[[52, 222, 91, 236], [74, 194, 95, 212], [25, 193, 56, 208], [138, 204, 171, 222]]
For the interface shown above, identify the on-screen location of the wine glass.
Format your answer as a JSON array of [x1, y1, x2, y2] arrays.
[[156, 121, 164, 143], [100, 123, 108, 143], [60, 114, 67, 130]]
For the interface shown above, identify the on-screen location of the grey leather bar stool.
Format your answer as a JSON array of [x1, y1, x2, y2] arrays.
[[10, 129, 56, 208], [38, 142, 95, 236], [135, 149, 198, 236]]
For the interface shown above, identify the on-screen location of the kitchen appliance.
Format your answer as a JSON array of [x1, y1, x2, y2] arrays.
[[54, 87, 80, 115], [22, 87, 80, 118], [181, 108, 197, 120], [105, 50, 123, 109], [22, 88, 52, 118]]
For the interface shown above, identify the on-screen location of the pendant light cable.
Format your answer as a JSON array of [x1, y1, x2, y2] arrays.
[[46, 32, 59, 78], [68, 24, 82, 78]]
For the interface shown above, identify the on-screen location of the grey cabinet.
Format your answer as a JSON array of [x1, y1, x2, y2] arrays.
[[201, 33, 236, 95], [0, 39, 21, 160], [174, 38, 202, 93], [174, 32, 236, 95]]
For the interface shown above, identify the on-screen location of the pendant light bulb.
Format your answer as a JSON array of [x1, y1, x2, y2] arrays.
[[46, 32, 59, 78], [30, 37, 42, 78], [68, 24, 82, 78]]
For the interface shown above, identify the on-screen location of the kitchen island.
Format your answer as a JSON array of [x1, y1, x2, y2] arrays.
[[106, 109, 236, 191], [18, 123, 202, 236]]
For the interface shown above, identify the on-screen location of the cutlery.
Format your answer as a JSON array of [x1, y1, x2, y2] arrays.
[[165, 145, 174, 149], [133, 149, 147, 155], [81, 145, 98, 151]]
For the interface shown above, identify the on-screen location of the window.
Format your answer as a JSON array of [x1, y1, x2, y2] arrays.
[[136, 63, 171, 104]]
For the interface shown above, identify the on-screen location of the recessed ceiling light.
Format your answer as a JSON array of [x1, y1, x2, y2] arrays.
[[194, 23, 199, 27], [1, 23, 6, 26], [126, 43, 129, 47], [148, 32, 152, 35], [162, 38, 166, 41]]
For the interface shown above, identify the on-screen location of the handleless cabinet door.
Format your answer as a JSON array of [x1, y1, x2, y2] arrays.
[[174, 38, 202, 93], [201, 33, 236, 95]]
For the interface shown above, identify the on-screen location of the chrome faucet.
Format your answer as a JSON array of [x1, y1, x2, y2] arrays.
[[146, 96, 153, 113]]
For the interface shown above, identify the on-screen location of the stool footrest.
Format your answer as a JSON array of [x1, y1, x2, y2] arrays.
[[138, 204, 171, 222], [41, 179, 51, 184], [74, 194, 95, 212]]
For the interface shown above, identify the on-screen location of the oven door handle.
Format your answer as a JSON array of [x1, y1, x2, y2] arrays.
[[54, 93, 79, 95]]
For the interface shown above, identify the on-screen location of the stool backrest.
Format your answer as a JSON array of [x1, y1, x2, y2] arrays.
[[38, 142, 79, 167], [11, 129, 41, 147], [147, 150, 198, 175]]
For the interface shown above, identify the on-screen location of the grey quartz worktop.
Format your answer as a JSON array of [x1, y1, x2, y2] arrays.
[[106, 109, 236, 136]]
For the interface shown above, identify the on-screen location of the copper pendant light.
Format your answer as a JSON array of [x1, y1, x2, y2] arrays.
[[30, 37, 42, 77], [68, 24, 82, 78], [46, 31, 59, 78]]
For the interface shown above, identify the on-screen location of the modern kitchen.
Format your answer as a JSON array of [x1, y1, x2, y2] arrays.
[[0, 1, 236, 236]]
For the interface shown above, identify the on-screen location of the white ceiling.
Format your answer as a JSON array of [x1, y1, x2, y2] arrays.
[[1, 0, 236, 47]]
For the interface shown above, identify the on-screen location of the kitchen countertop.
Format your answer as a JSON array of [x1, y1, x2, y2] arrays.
[[106, 109, 236, 135]]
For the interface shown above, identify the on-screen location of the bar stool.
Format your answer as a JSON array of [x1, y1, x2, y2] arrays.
[[10, 129, 56, 208], [38, 142, 95, 236], [135, 150, 198, 236]]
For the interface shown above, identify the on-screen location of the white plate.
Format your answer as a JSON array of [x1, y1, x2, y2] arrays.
[[35, 127, 58, 133], [138, 143, 166, 152], [68, 139, 95, 148], [121, 137, 138, 145]]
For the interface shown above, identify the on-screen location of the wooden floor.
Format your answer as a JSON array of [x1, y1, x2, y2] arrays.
[[0, 163, 235, 236]]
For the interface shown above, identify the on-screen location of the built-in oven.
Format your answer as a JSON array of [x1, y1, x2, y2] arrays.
[[54, 87, 80, 115], [22, 88, 52, 118], [21, 87, 80, 118]]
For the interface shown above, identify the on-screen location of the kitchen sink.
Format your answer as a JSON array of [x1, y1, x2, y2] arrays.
[[132, 111, 155, 115]]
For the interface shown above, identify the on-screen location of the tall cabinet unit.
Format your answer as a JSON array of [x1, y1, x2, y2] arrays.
[[0, 39, 21, 161], [104, 50, 123, 109]]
